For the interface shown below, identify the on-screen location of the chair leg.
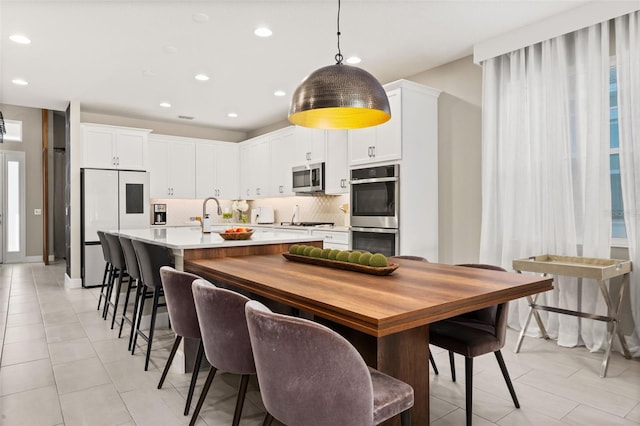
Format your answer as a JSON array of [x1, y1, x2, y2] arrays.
[[128, 280, 143, 351], [184, 340, 205, 416], [158, 335, 182, 389], [131, 285, 147, 355], [429, 352, 439, 375], [449, 351, 456, 382], [110, 272, 125, 329], [495, 350, 520, 408], [262, 413, 274, 426], [232, 374, 251, 426], [103, 267, 117, 319], [400, 408, 412, 426], [189, 367, 218, 426], [144, 286, 161, 371], [118, 275, 135, 338], [97, 263, 110, 310], [465, 357, 473, 426]]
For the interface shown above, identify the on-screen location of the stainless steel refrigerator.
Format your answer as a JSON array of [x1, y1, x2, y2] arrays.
[[81, 168, 150, 288]]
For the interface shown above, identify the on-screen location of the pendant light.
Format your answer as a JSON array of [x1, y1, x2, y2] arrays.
[[288, 0, 390, 130]]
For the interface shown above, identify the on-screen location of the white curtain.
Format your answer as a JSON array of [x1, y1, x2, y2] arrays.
[[616, 11, 640, 355], [480, 21, 623, 352]]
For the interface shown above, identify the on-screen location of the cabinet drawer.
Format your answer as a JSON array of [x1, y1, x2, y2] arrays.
[[310, 230, 348, 245]]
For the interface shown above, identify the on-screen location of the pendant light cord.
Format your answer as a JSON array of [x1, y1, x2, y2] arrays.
[[335, 0, 343, 65]]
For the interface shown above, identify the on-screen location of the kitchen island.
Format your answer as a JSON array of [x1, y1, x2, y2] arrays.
[[116, 226, 323, 270]]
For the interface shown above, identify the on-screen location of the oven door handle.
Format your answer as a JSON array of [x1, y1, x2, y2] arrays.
[[350, 227, 398, 234], [350, 176, 398, 185]]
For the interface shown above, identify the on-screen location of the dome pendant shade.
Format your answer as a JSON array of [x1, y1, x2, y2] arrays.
[[288, 64, 391, 130]]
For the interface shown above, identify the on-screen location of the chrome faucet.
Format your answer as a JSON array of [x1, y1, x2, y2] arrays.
[[203, 197, 223, 218]]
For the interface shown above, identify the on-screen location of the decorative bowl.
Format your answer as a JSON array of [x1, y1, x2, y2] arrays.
[[219, 229, 254, 240]]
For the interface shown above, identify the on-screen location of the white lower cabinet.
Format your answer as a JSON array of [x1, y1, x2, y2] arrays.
[[310, 230, 348, 250]]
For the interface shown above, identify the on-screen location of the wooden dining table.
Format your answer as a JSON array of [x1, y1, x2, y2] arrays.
[[185, 254, 553, 425]]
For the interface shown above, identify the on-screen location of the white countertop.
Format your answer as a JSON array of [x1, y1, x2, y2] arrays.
[[117, 226, 323, 250], [150, 222, 349, 233]]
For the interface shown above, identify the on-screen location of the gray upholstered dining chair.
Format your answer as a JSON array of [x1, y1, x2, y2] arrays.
[[429, 263, 520, 426], [189, 279, 256, 426], [245, 300, 414, 426], [158, 267, 205, 416], [96, 230, 114, 312]]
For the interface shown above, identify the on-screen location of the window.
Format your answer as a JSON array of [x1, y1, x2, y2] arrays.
[[609, 66, 626, 241], [3, 120, 23, 142]]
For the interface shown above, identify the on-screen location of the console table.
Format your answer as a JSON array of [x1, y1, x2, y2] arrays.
[[512, 254, 632, 377]]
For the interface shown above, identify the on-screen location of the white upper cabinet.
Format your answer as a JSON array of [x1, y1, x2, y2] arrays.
[[324, 130, 349, 194], [148, 134, 195, 198], [294, 126, 326, 164], [81, 123, 149, 170], [195, 141, 239, 200], [239, 136, 270, 199], [269, 128, 296, 197], [348, 88, 402, 166]]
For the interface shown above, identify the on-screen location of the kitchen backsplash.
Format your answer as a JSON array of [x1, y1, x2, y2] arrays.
[[151, 194, 350, 227]]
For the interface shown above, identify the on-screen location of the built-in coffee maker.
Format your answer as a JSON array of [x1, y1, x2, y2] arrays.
[[152, 203, 167, 225]]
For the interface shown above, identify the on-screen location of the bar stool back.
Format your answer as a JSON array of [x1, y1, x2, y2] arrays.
[[131, 239, 173, 371], [118, 236, 142, 350], [103, 232, 129, 328]]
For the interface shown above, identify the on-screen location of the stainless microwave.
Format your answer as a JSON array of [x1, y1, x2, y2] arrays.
[[292, 163, 324, 193]]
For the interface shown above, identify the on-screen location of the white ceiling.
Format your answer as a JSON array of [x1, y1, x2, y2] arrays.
[[1, 0, 594, 133]]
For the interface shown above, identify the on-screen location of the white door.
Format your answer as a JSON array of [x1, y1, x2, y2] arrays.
[[2, 151, 26, 263]]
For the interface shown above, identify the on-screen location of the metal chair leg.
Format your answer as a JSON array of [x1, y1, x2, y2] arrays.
[[232, 374, 251, 426], [118, 276, 135, 338], [144, 287, 161, 371], [400, 408, 412, 426], [184, 341, 205, 416], [110, 272, 124, 329], [131, 284, 148, 355], [465, 357, 473, 426], [189, 366, 218, 426], [97, 262, 110, 310], [429, 352, 439, 375], [262, 413, 274, 426], [449, 351, 456, 382], [128, 280, 144, 351], [158, 335, 182, 389], [495, 350, 520, 408]]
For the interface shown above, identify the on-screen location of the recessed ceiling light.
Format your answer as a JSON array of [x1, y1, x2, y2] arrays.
[[195, 74, 210, 81], [274, 90, 286, 97], [159, 102, 171, 108], [228, 112, 238, 118], [10, 34, 31, 44], [346, 56, 361, 64], [254, 27, 272, 37], [192, 12, 209, 23], [12, 78, 28, 86]]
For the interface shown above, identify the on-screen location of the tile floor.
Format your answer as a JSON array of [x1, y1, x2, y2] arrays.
[[0, 261, 639, 425]]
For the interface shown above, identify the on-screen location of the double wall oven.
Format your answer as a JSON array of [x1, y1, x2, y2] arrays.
[[349, 164, 399, 257]]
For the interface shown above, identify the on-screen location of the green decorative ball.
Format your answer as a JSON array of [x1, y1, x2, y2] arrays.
[[358, 252, 372, 265], [348, 251, 362, 263], [303, 246, 315, 256], [289, 244, 300, 255], [336, 250, 351, 262], [310, 247, 323, 258], [328, 249, 341, 260], [321, 248, 332, 259], [369, 253, 388, 267]]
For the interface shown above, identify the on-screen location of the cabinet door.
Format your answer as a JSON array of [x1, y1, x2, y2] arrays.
[[168, 140, 195, 198], [239, 143, 254, 199], [195, 143, 216, 199], [348, 126, 376, 166], [252, 139, 270, 198], [325, 130, 349, 194], [270, 129, 296, 197], [82, 125, 116, 169], [115, 129, 146, 170], [294, 127, 326, 163], [370, 88, 402, 163], [148, 138, 170, 198], [215, 142, 239, 200]]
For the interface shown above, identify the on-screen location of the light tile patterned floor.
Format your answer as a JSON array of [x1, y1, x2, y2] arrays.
[[0, 262, 638, 425]]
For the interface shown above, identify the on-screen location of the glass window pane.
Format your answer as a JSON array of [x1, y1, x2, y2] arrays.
[[7, 160, 20, 252], [610, 154, 626, 239]]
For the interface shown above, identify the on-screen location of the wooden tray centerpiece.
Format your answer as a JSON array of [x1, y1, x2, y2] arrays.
[[282, 246, 399, 276]]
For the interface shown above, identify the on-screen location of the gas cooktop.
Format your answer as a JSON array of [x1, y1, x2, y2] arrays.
[[280, 221, 335, 227]]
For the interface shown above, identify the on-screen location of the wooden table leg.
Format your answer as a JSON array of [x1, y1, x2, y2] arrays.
[[321, 320, 431, 425]]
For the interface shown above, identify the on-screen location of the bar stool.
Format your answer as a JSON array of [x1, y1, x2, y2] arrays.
[[131, 239, 173, 371], [118, 236, 142, 350], [103, 232, 130, 329], [158, 266, 205, 416], [96, 231, 113, 312]]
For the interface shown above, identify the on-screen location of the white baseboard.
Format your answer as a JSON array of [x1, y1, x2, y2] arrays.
[[65, 274, 82, 289]]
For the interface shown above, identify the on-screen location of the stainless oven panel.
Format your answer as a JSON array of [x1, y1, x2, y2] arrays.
[[350, 227, 399, 257], [350, 165, 399, 229]]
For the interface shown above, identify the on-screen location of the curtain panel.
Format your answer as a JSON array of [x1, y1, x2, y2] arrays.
[[479, 18, 639, 355]]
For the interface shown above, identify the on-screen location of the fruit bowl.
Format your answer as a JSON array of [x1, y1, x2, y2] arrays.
[[219, 228, 254, 240]]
